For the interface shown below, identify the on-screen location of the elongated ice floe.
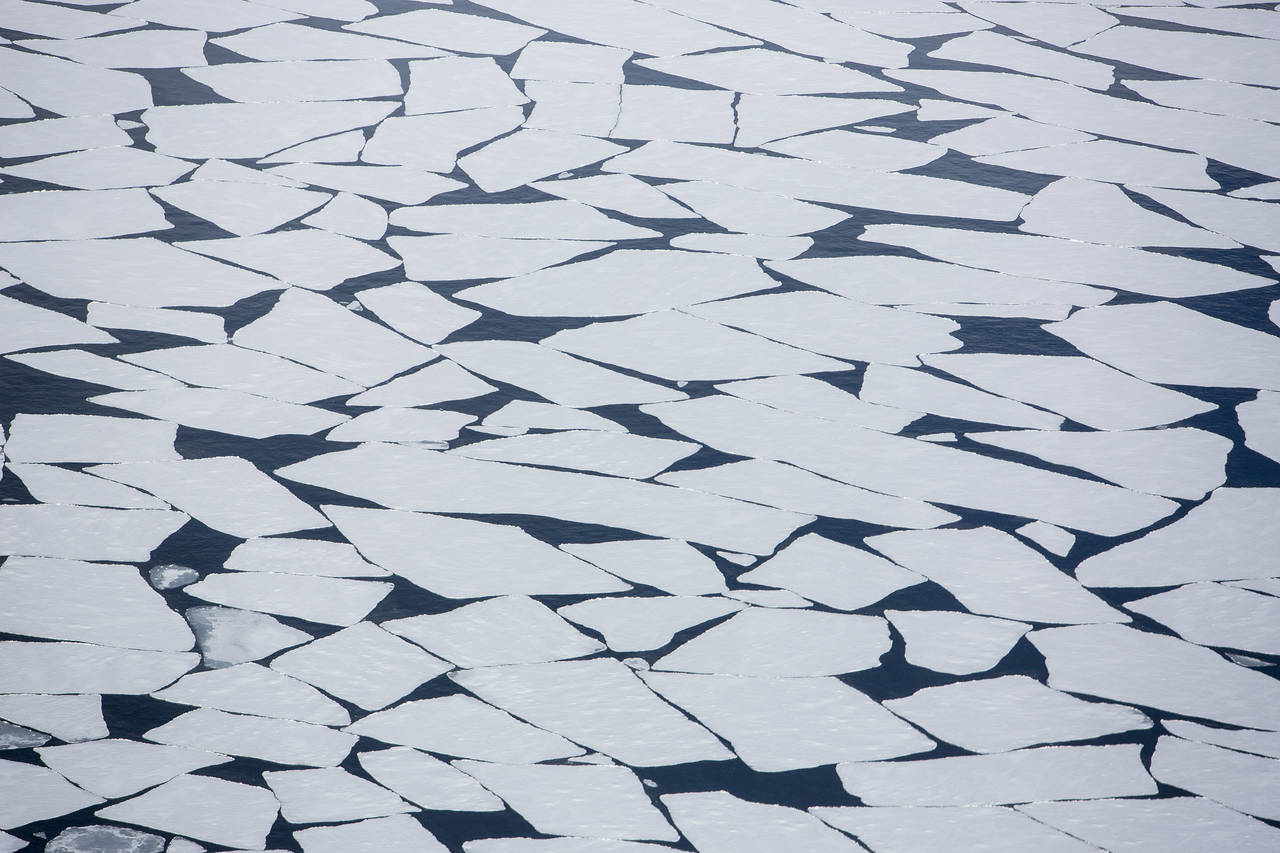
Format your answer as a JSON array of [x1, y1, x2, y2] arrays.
[[154, 662, 350, 725], [980, 139, 1216, 190], [1150, 735, 1280, 822], [186, 605, 311, 668], [213, 21, 448, 60], [391, 235, 609, 282], [0, 557, 193, 651], [453, 659, 732, 766], [1018, 797, 1280, 853], [558, 596, 742, 652], [931, 29, 1113, 90], [512, 41, 630, 83], [612, 84, 734, 144], [0, 140, 188, 186], [524, 81, 622, 137], [764, 129, 944, 172], [124, 344, 360, 404], [143, 101, 396, 159], [812, 805, 1101, 853], [185, 572, 391, 627], [184, 58, 400, 103], [153, 180, 329, 237], [0, 504, 188, 562], [0, 694, 106, 743], [295, 814, 448, 853], [930, 114, 1093, 157], [663, 791, 863, 853], [268, 162, 465, 204], [96, 774, 278, 849], [328, 408, 475, 443], [0, 758, 104, 833], [393, 201, 657, 241], [716, 374, 920, 433], [358, 748, 503, 813], [481, 401, 623, 434], [1123, 77, 1280, 124], [0, 47, 151, 116], [87, 303, 225, 343], [456, 762, 677, 842], [638, 48, 899, 97], [226, 537, 386, 577], [1126, 583, 1280, 657], [734, 95, 914, 148], [452, 429, 695, 479], [91, 388, 347, 438], [303, 191, 387, 239], [1076, 25, 1280, 89], [346, 361, 495, 408], [735, 534, 923, 611], [0, 641, 195, 694], [347, 695, 583, 763], [887, 609, 1029, 675], [8, 463, 168, 509], [265, 767, 415, 824], [0, 188, 170, 242], [530, 174, 698, 220], [560, 539, 728, 595], [19, 27, 207, 68], [146, 707, 354, 767], [5, 413, 178, 463], [658, 181, 848, 237], [178, 229, 399, 290], [1030, 623, 1280, 730], [860, 364, 1063, 430], [38, 739, 228, 800], [459, 130, 628, 193], [367, 110, 524, 171]]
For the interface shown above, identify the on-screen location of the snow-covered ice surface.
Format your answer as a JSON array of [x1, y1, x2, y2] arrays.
[[2, 1, 1279, 850]]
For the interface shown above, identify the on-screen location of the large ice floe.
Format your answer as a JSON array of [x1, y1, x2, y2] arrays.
[[2, 0, 1279, 850]]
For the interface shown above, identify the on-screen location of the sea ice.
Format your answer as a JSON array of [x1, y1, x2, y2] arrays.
[[0, 694, 107, 743], [213, 22, 449, 61], [859, 364, 1064, 430], [184, 572, 391, 627], [267, 162, 464, 204], [0, 47, 150, 116], [346, 8, 543, 54], [225, 537, 386, 577], [87, 304, 225, 343], [1150, 736, 1280, 822], [390, 235, 608, 281], [143, 101, 396, 160], [302, 192, 386, 240], [638, 49, 900, 96], [145, 708, 355, 767], [5, 413, 176, 463], [887, 609, 1029, 675], [931, 30, 1113, 90], [459, 130, 627, 192], [735, 534, 923, 611], [1019, 797, 1280, 853], [327, 407, 475, 443], [662, 792, 862, 853], [734, 95, 913, 148], [152, 181, 329, 237], [90, 388, 348, 438], [0, 504, 189, 562], [512, 41, 629, 83], [0, 759, 103, 832], [930, 115, 1093, 157], [37, 739, 230, 800], [812, 805, 1100, 853], [0, 115, 128, 159], [186, 605, 310, 668], [345, 361, 495, 408], [358, 748, 503, 812], [561, 539, 727, 595], [153, 663, 350, 726], [1126, 583, 1280, 657], [0, 299, 116, 356], [0, 641, 196, 694], [124, 344, 359, 404], [764, 129, 944, 172], [716, 374, 920, 433], [293, 815, 447, 853], [612, 85, 734, 144], [264, 767, 414, 825], [184, 59, 401, 103], [557, 596, 742, 652], [391, 201, 656, 241], [96, 774, 278, 850], [1239, 392, 1280, 464]]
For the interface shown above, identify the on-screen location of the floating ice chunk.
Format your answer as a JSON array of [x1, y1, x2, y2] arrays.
[[453, 659, 731, 766], [645, 672, 932, 772], [294, 815, 447, 853], [863, 224, 1269, 299], [1075, 26, 1280, 89], [354, 283, 478, 345], [932, 30, 1112, 90], [867, 527, 1125, 625], [234, 289, 433, 386], [0, 758, 103, 830], [610, 85, 733, 144], [326, 506, 628, 598], [1020, 178, 1237, 248], [91, 388, 347, 439], [764, 129, 944, 172], [115, 0, 294, 30], [0, 237, 282, 307], [328, 408, 474, 443], [1017, 521, 1074, 557], [265, 768, 414, 825], [186, 606, 311, 668], [980, 140, 1216, 190], [403, 56, 526, 114], [530, 174, 697, 219], [0, 115, 128, 158], [153, 663, 350, 726], [193, 158, 305, 186], [0, 721, 47, 750], [0, 188, 169, 242], [87, 304, 224, 344], [958, 1, 1114, 47], [346, 361, 494, 408], [393, 201, 656, 241], [546, 310, 847, 382], [724, 588, 811, 608], [186, 573, 389, 627], [1114, 6, 1280, 40], [272, 623, 451, 710], [644, 395, 1177, 536], [359, 748, 503, 812], [453, 430, 695, 479], [482, 401, 622, 433], [363, 109, 524, 173], [1077, 489, 1280, 587], [887, 609, 1028, 675], [459, 130, 628, 192], [268, 163, 464, 204], [469, 0, 755, 56], [285, 445, 810, 555], [437, 340, 681, 407], [929, 115, 1093, 157], [734, 95, 913, 149], [0, 694, 107, 743], [663, 791, 861, 853], [37, 740, 229, 800], [0, 641, 195, 694], [906, 303, 1071, 321], [1150, 736, 1280, 822], [179, 230, 398, 290], [457, 762, 677, 842], [716, 374, 919, 433], [512, 41, 629, 83], [90, 457, 326, 539], [1127, 583, 1280, 657], [0, 504, 188, 563], [0, 46, 150, 116], [226, 538, 385, 578], [19, 29, 205, 69], [971, 428, 1230, 500], [1239, 392, 1280, 464], [0, 0, 140, 38], [346, 8, 543, 54], [658, 182, 846, 237], [47, 826, 163, 853], [466, 840, 680, 852], [153, 182, 328, 237], [1235, 183, 1280, 201], [1031, 623, 1280, 730], [146, 708, 355, 767], [144, 101, 395, 160], [1135, 188, 1280, 254], [249, 0, 376, 21], [813, 805, 1100, 853], [1124, 78, 1280, 125], [214, 22, 448, 60], [0, 146, 192, 191], [0, 89, 32, 121], [0, 297, 116, 355], [658, 459, 957, 529], [1049, 302, 1280, 391], [886, 675, 1149, 754], [459, 249, 778, 318], [6, 413, 177, 464], [395, 235, 611, 281], [184, 59, 399, 103], [689, 292, 961, 366], [523, 80, 619, 135], [124, 345, 359, 404], [835, 10, 994, 37], [655, 608, 890, 677], [839, 744, 1154, 807], [348, 695, 581, 763], [638, 49, 897, 97], [0, 557, 192, 651], [263, 129, 366, 164], [302, 192, 385, 240], [1164, 720, 1280, 761], [736, 534, 923, 611], [1019, 797, 1280, 853], [562, 539, 726, 595], [97, 774, 278, 850], [861, 364, 1064, 430], [558, 596, 741, 652], [925, 353, 1214, 431]]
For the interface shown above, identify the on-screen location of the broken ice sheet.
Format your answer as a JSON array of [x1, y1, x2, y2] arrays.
[[392, 201, 656, 241], [1239, 392, 1280, 464], [653, 608, 891, 677], [294, 814, 448, 853], [980, 139, 1216, 190], [0, 114, 128, 159], [735, 534, 923, 611], [355, 282, 479, 345], [87, 303, 225, 344], [1149, 735, 1280, 822], [669, 233, 812, 260], [658, 181, 847, 237], [838, 744, 1155, 807], [153, 663, 351, 726], [859, 364, 1064, 431], [37, 739, 230, 800], [453, 659, 732, 766], [0, 297, 117, 356], [391, 235, 609, 282], [365, 109, 523, 173], [929, 115, 1094, 158], [303, 191, 386, 240], [451, 429, 695, 479], [733, 94, 915, 149], [663, 791, 862, 853], [612, 85, 735, 144], [265, 767, 415, 824], [346, 360, 496, 408], [1075, 25, 1280, 90], [1125, 583, 1280, 657], [124, 344, 359, 404], [764, 129, 944, 172], [1124, 78, 1280, 125], [525, 80, 624, 134], [0, 758, 104, 831], [0, 641, 196, 694], [265, 127, 367, 163], [0, 46, 150, 116], [887, 609, 1029, 676], [561, 539, 727, 595], [153, 181, 329, 237], [346, 8, 543, 54], [97, 774, 279, 850], [404, 56, 526, 115], [716, 374, 919, 433], [557, 596, 742, 652], [19, 30, 206, 69], [458, 130, 628, 193], [184, 59, 401, 103], [1019, 796, 1280, 853], [268, 162, 464, 205], [0, 189, 171, 242], [146, 707, 355, 767], [529, 174, 698, 220], [346, 695, 582, 763], [931, 30, 1113, 90], [480, 401, 623, 434], [885, 675, 1150, 754], [358, 748, 503, 813], [6, 413, 177, 463], [0, 504, 189, 563], [386, 595, 602, 667], [328, 408, 475, 443], [91, 388, 348, 439], [178, 229, 398, 290], [0, 694, 108, 743], [642, 672, 933, 772], [812, 805, 1100, 853], [0, 556, 193, 651], [185, 572, 391, 627], [1135, 187, 1280, 254], [637, 49, 900, 96], [225, 536, 385, 578]]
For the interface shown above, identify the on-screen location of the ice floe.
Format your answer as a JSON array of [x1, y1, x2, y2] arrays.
[[178, 229, 398, 289], [530, 174, 698, 219], [46, 825, 163, 853], [1239, 392, 1280, 464], [613, 85, 734, 144], [557, 596, 742, 652], [358, 748, 503, 812], [293, 815, 447, 853], [933, 30, 1113, 90], [153, 181, 329, 237], [87, 304, 225, 344], [124, 344, 359, 403], [662, 792, 862, 853], [524, 81, 621, 136], [0, 758, 104, 832], [116, 0, 295, 30], [958, 1, 1115, 47], [459, 130, 627, 192], [638, 49, 898, 97], [1163, 720, 1280, 762], [980, 139, 1216, 190], [735, 534, 923, 611], [346, 8, 543, 54], [0, 47, 150, 116], [480, 401, 623, 434], [144, 101, 396, 160], [391, 235, 608, 282], [303, 192, 386, 239], [1075, 25, 1280, 89], [91, 388, 347, 438], [1126, 583, 1280, 657], [268, 162, 464, 204], [153, 663, 350, 726], [146, 708, 355, 767], [0, 641, 195, 694], [37, 739, 230, 799], [0, 188, 171, 242], [1135, 187, 1280, 254], [225, 537, 386, 577], [860, 364, 1064, 430], [186, 605, 311, 668], [929, 115, 1093, 157], [265, 767, 414, 824], [715, 374, 920, 433], [0, 146, 191, 190], [657, 181, 847, 236], [764, 129, 944, 172], [1019, 797, 1280, 853], [0, 694, 108, 743], [5, 413, 176, 463], [560, 539, 728, 595], [328, 407, 475, 443], [392, 201, 656, 241], [0, 298, 117, 356], [184, 572, 391, 626], [512, 41, 629, 83], [1124, 78, 1280, 124], [345, 360, 495, 408], [812, 805, 1101, 853], [97, 774, 279, 849], [0, 503, 189, 562], [734, 95, 913, 149], [20, 30, 208, 69], [0, 115, 129, 159], [1149, 735, 1280, 822], [452, 429, 694, 478], [886, 609, 1029, 675]]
